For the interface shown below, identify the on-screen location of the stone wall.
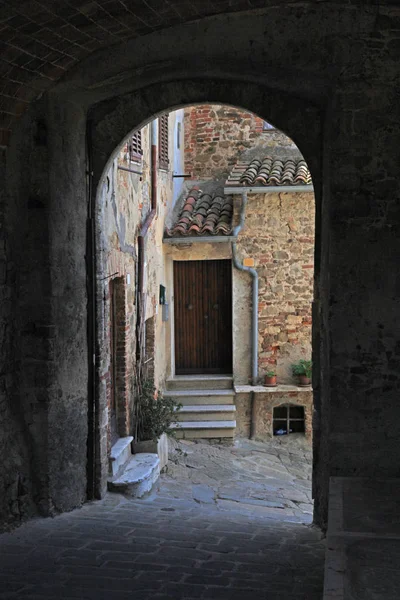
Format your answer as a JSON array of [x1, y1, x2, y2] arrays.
[[0, 138, 36, 529], [235, 191, 315, 383], [3, 5, 400, 531], [98, 112, 181, 454], [235, 388, 313, 441], [184, 104, 294, 180]]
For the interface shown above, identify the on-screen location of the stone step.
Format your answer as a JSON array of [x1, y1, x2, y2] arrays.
[[166, 375, 233, 391], [165, 389, 235, 405], [171, 420, 236, 439], [107, 453, 160, 498], [175, 404, 236, 421], [109, 436, 133, 476]]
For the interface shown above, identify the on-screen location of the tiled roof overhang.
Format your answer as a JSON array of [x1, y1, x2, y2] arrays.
[[165, 186, 234, 239], [225, 156, 313, 191]]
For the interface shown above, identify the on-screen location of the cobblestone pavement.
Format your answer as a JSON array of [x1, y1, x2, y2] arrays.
[[0, 437, 325, 600], [163, 435, 314, 523]]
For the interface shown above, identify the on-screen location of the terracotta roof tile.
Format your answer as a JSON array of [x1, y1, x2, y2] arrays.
[[166, 186, 233, 237], [225, 156, 312, 187]]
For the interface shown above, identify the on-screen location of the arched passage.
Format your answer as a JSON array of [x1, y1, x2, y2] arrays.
[[10, 4, 399, 533], [86, 81, 326, 524]]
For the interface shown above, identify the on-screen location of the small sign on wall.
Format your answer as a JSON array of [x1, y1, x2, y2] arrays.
[[159, 284, 166, 305]]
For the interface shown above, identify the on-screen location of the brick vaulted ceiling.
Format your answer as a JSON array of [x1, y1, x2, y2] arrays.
[[0, 0, 395, 146]]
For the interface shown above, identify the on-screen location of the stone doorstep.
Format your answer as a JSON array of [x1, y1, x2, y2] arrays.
[[171, 420, 236, 429], [172, 418, 236, 439], [176, 404, 236, 412], [109, 436, 134, 476], [166, 375, 233, 390], [165, 389, 235, 406], [166, 389, 235, 397], [107, 453, 160, 498], [174, 428, 235, 439], [175, 405, 237, 420]]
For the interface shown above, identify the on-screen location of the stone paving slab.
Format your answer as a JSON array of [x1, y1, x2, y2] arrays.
[[164, 435, 313, 523], [0, 493, 324, 600], [0, 437, 324, 599]]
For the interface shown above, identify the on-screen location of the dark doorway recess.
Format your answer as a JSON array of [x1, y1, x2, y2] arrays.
[[109, 278, 119, 445], [174, 259, 232, 375]]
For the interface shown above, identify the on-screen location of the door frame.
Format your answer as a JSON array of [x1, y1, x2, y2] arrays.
[[171, 257, 233, 377]]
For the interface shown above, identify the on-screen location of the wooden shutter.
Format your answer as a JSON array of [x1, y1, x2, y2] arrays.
[[158, 114, 169, 170], [128, 130, 142, 161]]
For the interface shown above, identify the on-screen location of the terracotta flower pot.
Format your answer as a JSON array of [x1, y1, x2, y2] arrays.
[[298, 375, 311, 386], [265, 375, 277, 387]]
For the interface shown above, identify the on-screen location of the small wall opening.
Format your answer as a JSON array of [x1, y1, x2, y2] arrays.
[[273, 404, 305, 436]]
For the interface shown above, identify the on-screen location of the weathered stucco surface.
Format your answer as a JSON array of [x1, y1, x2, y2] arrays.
[[97, 112, 182, 462]]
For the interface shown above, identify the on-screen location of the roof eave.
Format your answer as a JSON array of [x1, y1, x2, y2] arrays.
[[163, 235, 237, 245], [223, 185, 314, 194]]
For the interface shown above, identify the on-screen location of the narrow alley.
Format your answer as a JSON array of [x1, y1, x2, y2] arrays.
[[0, 438, 324, 600]]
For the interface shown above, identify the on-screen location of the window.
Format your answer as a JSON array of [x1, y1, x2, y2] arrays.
[[127, 130, 143, 162], [273, 404, 305, 435], [176, 122, 181, 149], [158, 114, 169, 170]]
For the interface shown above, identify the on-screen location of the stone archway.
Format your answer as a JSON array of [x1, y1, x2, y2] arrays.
[[86, 79, 326, 523]]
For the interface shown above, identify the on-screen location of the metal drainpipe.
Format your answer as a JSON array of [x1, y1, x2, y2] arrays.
[[85, 118, 97, 499], [231, 190, 259, 439], [137, 121, 157, 361]]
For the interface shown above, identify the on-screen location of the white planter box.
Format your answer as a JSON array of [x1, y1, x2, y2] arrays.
[[132, 432, 168, 470]]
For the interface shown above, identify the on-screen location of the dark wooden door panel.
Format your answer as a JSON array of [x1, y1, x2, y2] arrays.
[[109, 280, 118, 445], [174, 260, 232, 375]]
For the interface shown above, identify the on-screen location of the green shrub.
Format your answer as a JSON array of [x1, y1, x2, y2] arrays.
[[291, 359, 312, 378], [135, 378, 181, 442]]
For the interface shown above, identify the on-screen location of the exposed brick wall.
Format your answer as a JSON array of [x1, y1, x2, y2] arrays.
[[105, 276, 130, 452], [184, 105, 265, 180], [235, 191, 315, 383], [144, 316, 156, 380]]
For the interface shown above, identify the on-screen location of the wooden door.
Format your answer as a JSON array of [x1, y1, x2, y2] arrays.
[[174, 260, 232, 375], [109, 280, 119, 445]]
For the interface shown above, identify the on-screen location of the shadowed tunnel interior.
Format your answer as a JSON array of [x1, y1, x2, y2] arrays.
[[1, 3, 400, 598]]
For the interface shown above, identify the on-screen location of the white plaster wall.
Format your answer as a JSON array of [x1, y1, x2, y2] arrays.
[[172, 109, 185, 205]]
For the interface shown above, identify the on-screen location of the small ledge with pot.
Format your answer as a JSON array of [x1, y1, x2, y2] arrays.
[[234, 384, 313, 394]]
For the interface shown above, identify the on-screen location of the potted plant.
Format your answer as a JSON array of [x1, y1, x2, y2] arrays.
[[291, 359, 312, 386], [265, 370, 277, 387], [133, 378, 181, 469]]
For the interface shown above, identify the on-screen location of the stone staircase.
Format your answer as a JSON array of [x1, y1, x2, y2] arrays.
[[165, 375, 236, 439], [107, 436, 160, 497]]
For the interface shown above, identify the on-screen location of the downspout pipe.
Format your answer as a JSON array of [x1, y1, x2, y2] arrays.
[[86, 118, 97, 499], [231, 190, 259, 439], [137, 121, 157, 362]]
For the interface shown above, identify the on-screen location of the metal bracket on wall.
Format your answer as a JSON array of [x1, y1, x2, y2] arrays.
[[118, 165, 143, 176]]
